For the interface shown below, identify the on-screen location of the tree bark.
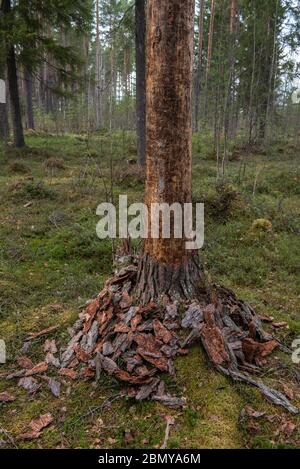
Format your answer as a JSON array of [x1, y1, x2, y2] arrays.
[[135, 0, 146, 166], [2, 0, 25, 147], [194, 0, 205, 132], [95, 0, 102, 130], [137, 0, 206, 303], [204, 0, 215, 119], [24, 67, 35, 130], [0, 64, 9, 141]]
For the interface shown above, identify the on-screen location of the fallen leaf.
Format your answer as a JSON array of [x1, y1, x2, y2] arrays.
[[0, 392, 16, 402], [272, 322, 288, 329], [29, 413, 53, 433], [279, 420, 296, 437], [18, 431, 42, 441], [59, 368, 78, 380], [124, 429, 134, 445], [259, 315, 274, 323], [282, 384, 294, 400], [17, 356, 33, 370], [243, 405, 266, 419], [247, 421, 261, 434]]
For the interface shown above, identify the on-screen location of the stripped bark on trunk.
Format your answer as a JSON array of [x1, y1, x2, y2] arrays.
[[137, 0, 206, 303]]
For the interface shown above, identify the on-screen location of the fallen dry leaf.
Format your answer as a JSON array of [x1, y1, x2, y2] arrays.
[[124, 429, 134, 445], [243, 405, 266, 419], [272, 322, 288, 329], [0, 392, 16, 402], [18, 431, 42, 441], [29, 413, 53, 433], [279, 420, 296, 437], [259, 315, 274, 323], [247, 421, 261, 434], [18, 413, 54, 441], [59, 368, 78, 380], [282, 384, 294, 401], [17, 356, 33, 370]]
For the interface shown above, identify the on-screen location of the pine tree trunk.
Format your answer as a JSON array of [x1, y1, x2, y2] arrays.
[[137, 0, 206, 303], [0, 63, 9, 141], [135, 0, 146, 166], [194, 0, 205, 132], [95, 0, 102, 130], [204, 0, 215, 119], [24, 67, 35, 130], [2, 0, 25, 147]]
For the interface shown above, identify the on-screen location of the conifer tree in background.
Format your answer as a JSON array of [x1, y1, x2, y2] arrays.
[[135, 0, 146, 166], [0, 0, 93, 147]]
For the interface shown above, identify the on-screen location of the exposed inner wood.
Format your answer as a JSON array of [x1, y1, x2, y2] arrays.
[[144, 0, 195, 266]]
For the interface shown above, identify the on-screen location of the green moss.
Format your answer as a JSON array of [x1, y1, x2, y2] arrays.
[[0, 133, 299, 449]]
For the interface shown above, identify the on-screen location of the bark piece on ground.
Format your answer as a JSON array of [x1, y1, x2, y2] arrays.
[[200, 305, 230, 366], [60, 331, 83, 368], [27, 326, 59, 341], [43, 339, 57, 354], [135, 378, 161, 401], [83, 298, 100, 334], [134, 333, 169, 371], [153, 319, 173, 344], [181, 303, 203, 329], [45, 352, 61, 368], [242, 338, 279, 366], [47, 378, 61, 398], [18, 377, 40, 394], [153, 394, 186, 409], [25, 362, 48, 376]]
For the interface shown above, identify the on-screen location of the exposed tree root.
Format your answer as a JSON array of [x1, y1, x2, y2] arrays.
[[60, 260, 298, 414]]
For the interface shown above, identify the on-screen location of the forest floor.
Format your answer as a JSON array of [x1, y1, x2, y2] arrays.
[[0, 131, 300, 449]]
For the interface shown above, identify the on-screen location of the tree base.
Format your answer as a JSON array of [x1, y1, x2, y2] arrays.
[[59, 259, 298, 414], [136, 253, 207, 304]]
